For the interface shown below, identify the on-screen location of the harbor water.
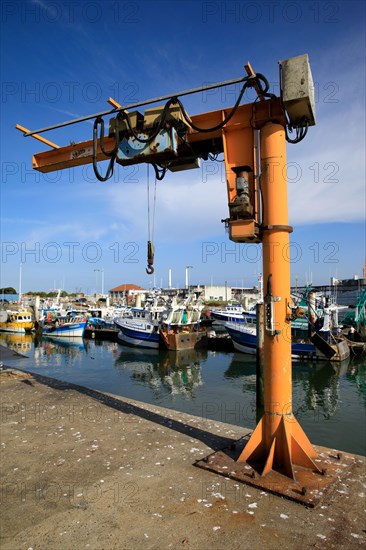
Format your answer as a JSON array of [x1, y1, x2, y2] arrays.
[[1, 332, 365, 457]]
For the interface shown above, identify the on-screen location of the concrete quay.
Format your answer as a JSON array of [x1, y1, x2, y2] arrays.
[[0, 348, 365, 549]]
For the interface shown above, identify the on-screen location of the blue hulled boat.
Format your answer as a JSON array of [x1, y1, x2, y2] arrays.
[[42, 314, 87, 338], [225, 320, 317, 360], [114, 303, 167, 349]]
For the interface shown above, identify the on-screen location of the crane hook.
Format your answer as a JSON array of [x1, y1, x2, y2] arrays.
[[146, 240, 155, 275]]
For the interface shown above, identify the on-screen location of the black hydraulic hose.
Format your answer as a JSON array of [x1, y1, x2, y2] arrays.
[[96, 114, 122, 157], [152, 163, 167, 181], [110, 74, 270, 145], [253, 73, 276, 99], [90, 72, 280, 181], [92, 151, 115, 182], [174, 74, 274, 134], [93, 117, 117, 182], [285, 117, 309, 143], [121, 98, 177, 144], [174, 80, 250, 133]]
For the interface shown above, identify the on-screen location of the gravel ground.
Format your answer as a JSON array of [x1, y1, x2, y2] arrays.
[[0, 347, 365, 549]]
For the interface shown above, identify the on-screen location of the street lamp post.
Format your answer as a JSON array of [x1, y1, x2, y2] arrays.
[[185, 266, 193, 290], [94, 269, 100, 297], [101, 268, 105, 295], [19, 263, 22, 304]]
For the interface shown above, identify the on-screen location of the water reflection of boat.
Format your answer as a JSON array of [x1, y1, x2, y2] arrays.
[[41, 335, 86, 351], [347, 358, 366, 404], [0, 332, 34, 354], [293, 361, 347, 420], [114, 347, 206, 398], [160, 348, 206, 369], [224, 353, 348, 422]]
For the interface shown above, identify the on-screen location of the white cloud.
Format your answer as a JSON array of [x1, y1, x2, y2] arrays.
[[287, 102, 365, 225], [103, 167, 228, 244]]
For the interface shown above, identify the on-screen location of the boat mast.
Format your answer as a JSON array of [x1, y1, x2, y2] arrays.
[[19, 262, 22, 304]]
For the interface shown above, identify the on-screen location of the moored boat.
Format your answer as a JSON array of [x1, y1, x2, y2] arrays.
[[160, 296, 207, 351], [0, 310, 34, 334], [225, 318, 317, 360], [209, 303, 254, 324], [41, 314, 87, 338], [226, 308, 350, 361], [115, 301, 167, 349]]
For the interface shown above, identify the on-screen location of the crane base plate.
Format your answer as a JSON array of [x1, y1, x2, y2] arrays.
[[194, 435, 358, 507]]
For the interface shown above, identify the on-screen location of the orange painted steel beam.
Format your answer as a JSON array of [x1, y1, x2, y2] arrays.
[[237, 122, 320, 478], [32, 99, 286, 173], [244, 61, 265, 101], [107, 97, 129, 115], [32, 138, 112, 172], [222, 125, 254, 204], [107, 97, 123, 109], [16, 124, 60, 150]]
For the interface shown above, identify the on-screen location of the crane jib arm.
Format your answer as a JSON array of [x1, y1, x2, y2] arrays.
[[31, 99, 285, 173]]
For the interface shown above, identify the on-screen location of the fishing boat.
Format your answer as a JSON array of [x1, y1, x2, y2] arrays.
[[0, 309, 34, 333], [87, 306, 130, 328], [41, 313, 87, 338], [225, 316, 317, 360], [114, 300, 168, 349], [209, 275, 263, 324], [208, 303, 255, 324], [85, 313, 120, 340], [160, 295, 207, 351], [226, 308, 349, 361]]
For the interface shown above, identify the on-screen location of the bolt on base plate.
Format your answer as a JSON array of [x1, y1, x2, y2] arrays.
[[194, 434, 358, 507]]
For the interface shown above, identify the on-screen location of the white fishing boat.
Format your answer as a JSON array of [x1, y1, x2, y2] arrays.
[[114, 297, 168, 349], [226, 307, 349, 362], [209, 303, 252, 324], [225, 315, 317, 360], [42, 313, 87, 338]]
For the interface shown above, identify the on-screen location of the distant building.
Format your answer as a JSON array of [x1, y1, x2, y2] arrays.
[[194, 284, 260, 308], [199, 285, 232, 302], [108, 284, 145, 303]]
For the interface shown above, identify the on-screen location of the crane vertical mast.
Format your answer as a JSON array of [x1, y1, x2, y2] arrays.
[[236, 122, 320, 477]]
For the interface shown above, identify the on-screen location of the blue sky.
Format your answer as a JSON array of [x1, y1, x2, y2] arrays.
[[1, 0, 365, 294]]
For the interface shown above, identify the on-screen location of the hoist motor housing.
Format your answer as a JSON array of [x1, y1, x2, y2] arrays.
[[110, 106, 200, 171], [117, 126, 180, 165]]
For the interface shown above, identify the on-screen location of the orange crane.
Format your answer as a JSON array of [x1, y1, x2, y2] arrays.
[[19, 55, 345, 504]]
